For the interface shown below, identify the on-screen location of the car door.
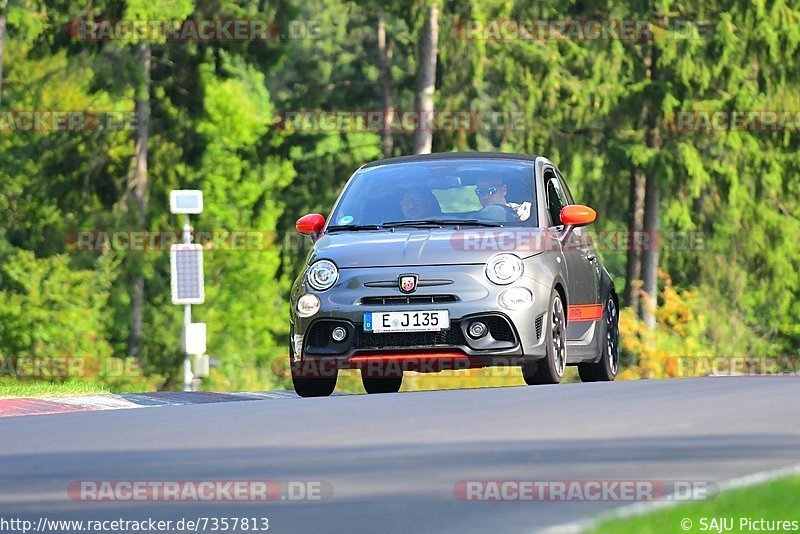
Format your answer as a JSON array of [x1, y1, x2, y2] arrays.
[[543, 167, 600, 340], [556, 168, 602, 311]]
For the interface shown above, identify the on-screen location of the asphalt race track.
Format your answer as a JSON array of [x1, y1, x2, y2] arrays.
[[2, 377, 800, 533]]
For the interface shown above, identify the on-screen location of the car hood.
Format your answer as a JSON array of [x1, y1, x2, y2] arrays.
[[309, 229, 544, 268]]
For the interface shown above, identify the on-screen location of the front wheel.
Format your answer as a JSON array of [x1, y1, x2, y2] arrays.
[[292, 372, 337, 398], [522, 290, 567, 385], [290, 346, 338, 397], [578, 294, 619, 382]]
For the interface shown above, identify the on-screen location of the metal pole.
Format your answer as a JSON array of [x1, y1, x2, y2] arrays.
[[182, 214, 193, 392], [183, 304, 192, 391]]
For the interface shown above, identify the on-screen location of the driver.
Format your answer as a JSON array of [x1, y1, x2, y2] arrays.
[[474, 177, 531, 221]]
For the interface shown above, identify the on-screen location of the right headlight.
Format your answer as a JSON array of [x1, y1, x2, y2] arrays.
[[297, 293, 321, 318], [306, 259, 338, 291], [485, 253, 524, 285]]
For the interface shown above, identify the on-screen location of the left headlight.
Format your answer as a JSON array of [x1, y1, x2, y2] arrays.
[[485, 253, 524, 285], [307, 259, 339, 291]]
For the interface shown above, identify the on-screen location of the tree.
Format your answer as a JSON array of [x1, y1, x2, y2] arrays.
[[638, 16, 664, 330], [412, 3, 438, 154], [125, 41, 150, 357], [0, 0, 7, 107], [624, 168, 645, 313], [121, 0, 194, 359], [377, 7, 394, 158]]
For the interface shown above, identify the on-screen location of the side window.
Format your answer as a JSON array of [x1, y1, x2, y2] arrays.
[[555, 169, 575, 204], [545, 170, 568, 226]]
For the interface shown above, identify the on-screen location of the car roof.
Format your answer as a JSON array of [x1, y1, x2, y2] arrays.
[[360, 152, 540, 169]]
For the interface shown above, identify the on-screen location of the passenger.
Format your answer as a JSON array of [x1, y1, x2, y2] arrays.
[[400, 186, 440, 219]]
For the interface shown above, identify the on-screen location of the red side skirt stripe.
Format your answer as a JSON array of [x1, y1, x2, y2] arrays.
[[568, 304, 603, 322]]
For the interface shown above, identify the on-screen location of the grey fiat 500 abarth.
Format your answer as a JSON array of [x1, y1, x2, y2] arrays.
[[289, 152, 619, 397]]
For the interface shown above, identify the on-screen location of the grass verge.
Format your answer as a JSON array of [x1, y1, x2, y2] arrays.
[[0, 380, 110, 398], [590, 474, 800, 533]]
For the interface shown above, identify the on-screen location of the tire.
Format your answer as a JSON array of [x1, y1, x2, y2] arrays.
[[578, 294, 619, 382], [292, 372, 337, 397], [289, 343, 337, 398], [522, 290, 567, 385], [361, 372, 403, 394]]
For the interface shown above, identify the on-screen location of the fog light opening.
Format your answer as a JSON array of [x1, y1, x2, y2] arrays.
[[331, 326, 347, 342], [468, 321, 487, 339]]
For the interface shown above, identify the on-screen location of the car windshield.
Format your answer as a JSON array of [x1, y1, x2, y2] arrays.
[[328, 159, 537, 229]]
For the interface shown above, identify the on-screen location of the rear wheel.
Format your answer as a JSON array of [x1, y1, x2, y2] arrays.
[[578, 294, 619, 382], [522, 290, 567, 385], [361, 371, 403, 394]]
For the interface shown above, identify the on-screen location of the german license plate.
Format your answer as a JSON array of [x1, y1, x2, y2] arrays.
[[363, 310, 450, 333]]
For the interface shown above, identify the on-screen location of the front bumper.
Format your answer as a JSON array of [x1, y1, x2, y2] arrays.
[[290, 264, 551, 366]]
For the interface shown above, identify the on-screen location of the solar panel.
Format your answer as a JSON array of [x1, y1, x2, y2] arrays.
[[170, 244, 205, 304]]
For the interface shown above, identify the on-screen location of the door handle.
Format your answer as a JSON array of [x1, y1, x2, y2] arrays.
[[586, 253, 597, 262]]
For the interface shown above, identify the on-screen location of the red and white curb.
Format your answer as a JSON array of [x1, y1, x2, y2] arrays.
[[0, 390, 305, 419]]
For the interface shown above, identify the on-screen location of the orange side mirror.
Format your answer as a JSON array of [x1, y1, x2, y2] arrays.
[[296, 213, 326, 237], [560, 205, 596, 227]]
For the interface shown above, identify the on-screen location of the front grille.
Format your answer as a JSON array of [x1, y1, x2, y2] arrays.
[[359, 295, 458, 306], [535, 315, 544, 340], [354, 326, 466, 350]]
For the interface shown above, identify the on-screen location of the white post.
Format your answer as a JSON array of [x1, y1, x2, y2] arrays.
[[170, 191, 204, 392]]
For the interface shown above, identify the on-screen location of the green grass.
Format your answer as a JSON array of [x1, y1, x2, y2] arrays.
[[590, 475, 800, 534], [0, 380, 110, 398]]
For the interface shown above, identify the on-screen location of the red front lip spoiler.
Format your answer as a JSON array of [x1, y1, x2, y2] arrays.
[[347, 350, 475, 371]]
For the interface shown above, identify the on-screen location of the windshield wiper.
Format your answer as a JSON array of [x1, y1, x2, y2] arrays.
[[381, 219, 443, 228], [382, 219, 504, 228], [326, 224, 383, 232], [439, 219, 505, 228]]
